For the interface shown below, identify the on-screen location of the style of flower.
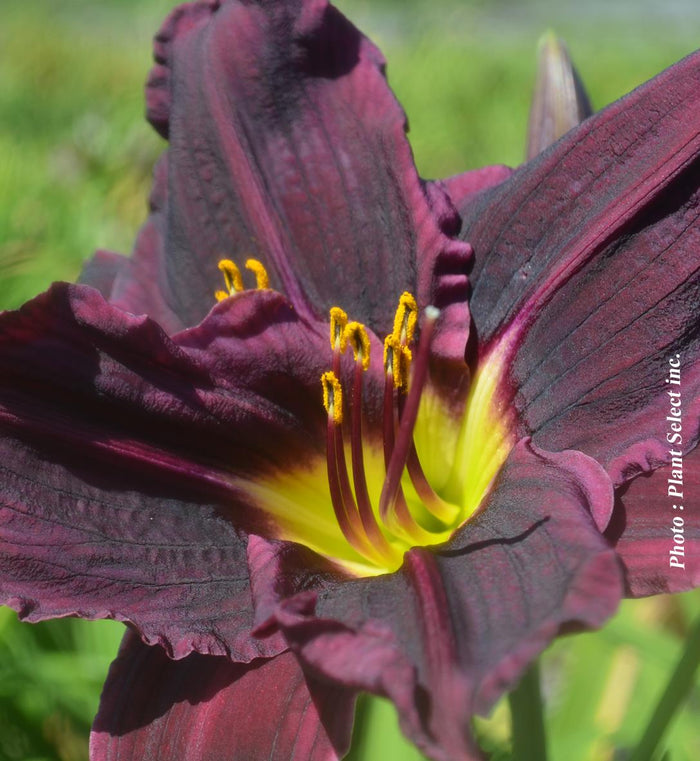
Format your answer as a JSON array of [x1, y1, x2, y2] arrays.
[[0, 1, 698, 760]]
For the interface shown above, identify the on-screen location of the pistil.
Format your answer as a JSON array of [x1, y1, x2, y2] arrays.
[[396, 388, 459, 523], [404, 442, 459, 523]]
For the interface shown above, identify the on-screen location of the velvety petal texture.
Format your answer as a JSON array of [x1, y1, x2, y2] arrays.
[[456, 50, 700, 485], [258, 441, 623, 761], [439, 165, 512, 211], [113, 0, 470, 349], [91, 630, 354, 761], [0, 283, 334, 659]]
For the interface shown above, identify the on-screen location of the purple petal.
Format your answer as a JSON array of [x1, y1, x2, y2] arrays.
[[0, 283, 334, 659], [439, 165, 513, 209], [78, 250, 129, 300], [91, 630, 354, 761], [607, 445, 700, 596], [259, 441, 623, 761], [457, 51, 700, 484], [109, 156, 184, 332], [126, 0, 470, 347]]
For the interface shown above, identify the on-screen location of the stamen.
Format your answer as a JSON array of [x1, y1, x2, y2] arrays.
[[392, 291, 418, 346], [350, 354, 372, 512], [395, 345, 412, 391], [382, 335, 398, 467], [245, 259, 270, 290], [329, 307, 348, 353], [321, 370, 398, 567], [324, 415, 363, 555], [379, 334, 432, 542], [379, 306, 440, 522], [321, 372, 357, 537], [316, 301, 453, 569], [345, 321, 371, 370], [217, 259, 244, 298], [345, 328, 397, 557], [384, 334, 412, 391], [383, 334, 395, 378], [321, 371, 343, 425]]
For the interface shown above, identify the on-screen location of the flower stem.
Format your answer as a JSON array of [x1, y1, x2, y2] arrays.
[[628, 612, 700, 761], [508, 660, 548, 761]]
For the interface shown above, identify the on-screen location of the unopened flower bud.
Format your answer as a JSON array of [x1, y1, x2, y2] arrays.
[[526, 31, 593, 159]]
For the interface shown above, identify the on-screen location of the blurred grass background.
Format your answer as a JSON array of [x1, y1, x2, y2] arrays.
[[0, 0, 699, 759]]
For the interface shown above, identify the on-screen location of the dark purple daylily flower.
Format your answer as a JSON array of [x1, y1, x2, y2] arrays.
[[1, 2, 699, 760]]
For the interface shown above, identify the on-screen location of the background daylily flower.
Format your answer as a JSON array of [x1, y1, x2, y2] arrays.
[[0, 1, 698, 760]]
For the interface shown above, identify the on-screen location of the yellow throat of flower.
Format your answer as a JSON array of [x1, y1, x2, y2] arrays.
[[214, 263, 514, 577]]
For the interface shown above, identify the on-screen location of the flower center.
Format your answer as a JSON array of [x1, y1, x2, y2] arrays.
[[319, 297, 463, 571], [315, 291, 518, 576], [214, 263, 514, 577]]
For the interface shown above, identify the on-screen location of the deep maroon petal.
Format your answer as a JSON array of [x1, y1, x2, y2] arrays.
[[0, 283, 335, 659], [457, 51, 700, 484], [258, 441, 623, 761], [607, 445, 700, 596], [128, 0, 470, 345], [91, 630, 354, 761]]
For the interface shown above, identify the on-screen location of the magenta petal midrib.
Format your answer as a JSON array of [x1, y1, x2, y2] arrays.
[[498, 135, 700, 351], [465, 49, 700, 352], [0, 408, 235, 492]]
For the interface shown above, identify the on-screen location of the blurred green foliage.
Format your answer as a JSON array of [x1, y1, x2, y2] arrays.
[[0, 1, 698, 760], [0, 611, 123, 761]]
